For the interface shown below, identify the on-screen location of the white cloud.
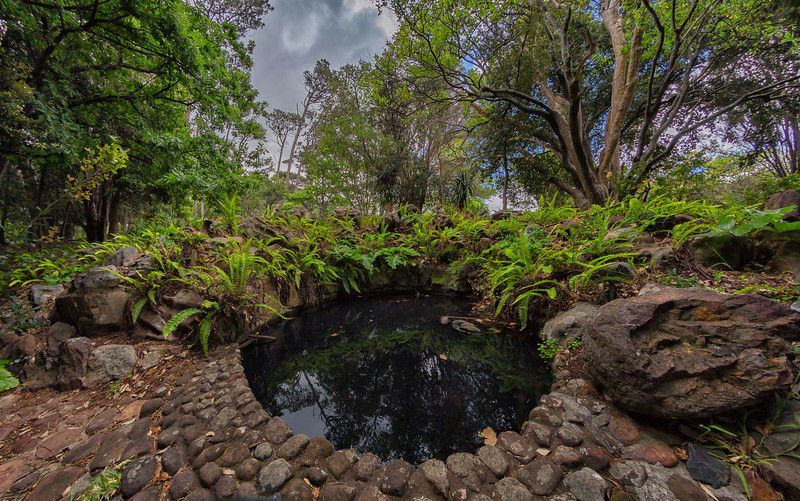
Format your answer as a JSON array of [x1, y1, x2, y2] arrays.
[[280, 9, 324, 53], [343, 0, 373, 15]]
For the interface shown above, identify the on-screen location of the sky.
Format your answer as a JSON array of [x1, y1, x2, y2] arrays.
[[250, 0, 396, 115]]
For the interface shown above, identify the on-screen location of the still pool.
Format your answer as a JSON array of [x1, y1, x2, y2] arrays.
[[242, 294, 552, 466]]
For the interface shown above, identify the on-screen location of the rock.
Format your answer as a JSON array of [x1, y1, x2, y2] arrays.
[[497, 431, 537, 463], [127, 254, 158, 278], [515, 457, 562, 496], [307, 467, 328, 486], [420, 459, 449, 496], [770, 240, 800, 279], [254, 442, 274, 461], [105, 246, 139, 267], [476, 445, 509, 477], [763, 456, 800, 499], [55, 277, 132, 336], [73, 266, 122, 290], [327, 449, 359, 479], [199, 462, 223, 487], [299, 436, 334, 466], [541, 302, 599, 347], [688, 234, 747, 270], [354, 453, 382, 481], [333, 207, 362, 220], [169, 470, 200, 499], [686, 443, 730, 488], [258, 458, 295, 495], [595, 262, 637, 282], [584, 288, 800, 418], [30, 284, 64, 306], [319, 483, 358, 501], [667, 474, 709, 501], [626, 445, 679, 468], [552, 445, 582, 466], [637, 282, 672, 296], [283, 477, 314, 501], [263, 417, 293, 444], [215, 474, 237, 498], [766, 189, 800, 221], [608, 418, 641, 446], [88, 430, 127, 472], [25, 466, 84, 501], [609, 461, 648, 487], [380, 460, 413, 496], [556, 422, 584, 447], [120, 455, 158, 498], [235, 458, 262, 481], [580, 447, 611, 471], [563, 467, 607, 501], [161, 445, 188, 476], [83, 344, 137, 388], [163, 289, 205, 310], [492, 477, 533, 501], [446, 452, 488, 492], [209, 407, 238, 431], [218, 442, 251, 467], [278, 433, 309, 459], [451, 320, 481, 334]]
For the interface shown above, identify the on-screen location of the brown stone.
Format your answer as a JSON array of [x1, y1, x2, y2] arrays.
[[26, 466, 84, 501], [299, 436, 334, 466], [35, 428, 83, 459], [380, 460, 413, 496], [277, 433, 310, 460], [667, 474, 709, 501], [88, 430, 127, 472], [608, 418, 641, 446], [319, 483, 357, 501], [282, 477, 314, 501], [626, 444, 679, 468], [0, 460, 33, 493], [584, 288, 800, 418], [263, 417, 293, 444], [497, 431, 537, 463], [327, 449, 359, 479]]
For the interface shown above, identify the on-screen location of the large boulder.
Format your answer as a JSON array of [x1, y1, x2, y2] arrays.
[[55, 267, 132, 336], [766, 189, 800, 222], [583, 288, 800, 419]]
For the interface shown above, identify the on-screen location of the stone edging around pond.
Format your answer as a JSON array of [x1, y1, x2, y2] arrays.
[[97, 344, 749, 501]]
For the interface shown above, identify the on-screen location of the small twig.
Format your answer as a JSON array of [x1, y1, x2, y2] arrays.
[[249, 334, 277, 342]]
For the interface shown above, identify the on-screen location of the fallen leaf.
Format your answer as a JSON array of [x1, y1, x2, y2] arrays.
[[330, 333, 340, 337], [479, 427, 497, 446], [536, 448, 550, 456], [439, 354, 448, 360], [698, 482, 719, 501], [205, 431, 215, 437]]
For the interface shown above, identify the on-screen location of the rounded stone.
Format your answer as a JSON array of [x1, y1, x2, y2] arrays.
[[552, 445, 582, 466], [120, 455, 158, 498], [380, 460, 413, 496], [668, 474, 708, 501], [199, 462, 223, 487], [493, 477, 533, 501], [219, 442, 251, 467], [626, 444, 679, 468], [169, 470, 199, 500], [564, 467, 607, 501], [235, 458, 262, 481], [258, 458, 295, 495], [235, 482, 259, 498], [556, 422, 584, 447], [307, 467, 328, 486], [608, 418, 641, 446], [476, 445, 509, 477], [497, 431, 537, 463], [282, 477, 314, 501], [277, 433, 310, 460], [354, 453, 382, 481], [263, 417, 293, 444], [516, 457, 562, 496], [254, 442, 274, 461], [139, 399, 164, 417], [215, 474, 238, 498]]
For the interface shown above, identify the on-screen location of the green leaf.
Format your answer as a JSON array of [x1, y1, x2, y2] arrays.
[[0, 361, 20, 392], [198, 315, 213, 357], [131, 297, 147, 324], [164, 308, 203, 339]]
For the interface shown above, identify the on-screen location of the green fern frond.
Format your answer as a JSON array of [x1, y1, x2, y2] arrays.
[[198, 315, 213, 357], [164, 308, 203, 339], [131, 298, 147, 324]]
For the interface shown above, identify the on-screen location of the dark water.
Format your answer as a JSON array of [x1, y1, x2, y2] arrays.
[[242, 294, 552, 466]]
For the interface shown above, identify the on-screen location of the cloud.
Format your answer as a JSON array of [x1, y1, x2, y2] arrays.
[[249, 0, 394, 166]]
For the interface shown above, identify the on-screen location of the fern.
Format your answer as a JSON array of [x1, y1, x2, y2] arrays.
[[131, 298, 147, 324], [0, 361, 19, 393], [163, 308, 203, 339], [198, 315, 213, 357]]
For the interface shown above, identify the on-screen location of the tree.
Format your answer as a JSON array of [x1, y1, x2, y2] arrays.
[[0, 0, 271, 242], [267, 109, 301, 175], [380, 0, 800, 209]]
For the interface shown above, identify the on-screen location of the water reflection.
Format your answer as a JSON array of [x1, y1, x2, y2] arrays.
[[242, 294, 552, 465]]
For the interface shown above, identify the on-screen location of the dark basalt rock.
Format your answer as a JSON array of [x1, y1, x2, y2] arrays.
[[584, 288, 800, 418]]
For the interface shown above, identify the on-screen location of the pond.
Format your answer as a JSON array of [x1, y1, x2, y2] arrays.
[[242, 294, 552, 466]]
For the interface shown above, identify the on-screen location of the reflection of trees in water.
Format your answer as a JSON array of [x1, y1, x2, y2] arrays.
[[242, 296, 552, 465]]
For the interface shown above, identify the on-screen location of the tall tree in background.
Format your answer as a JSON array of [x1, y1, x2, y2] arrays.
[[267, 109, 301, 175], [380, 0, 800, 209], [0, 0, 271, 242]]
